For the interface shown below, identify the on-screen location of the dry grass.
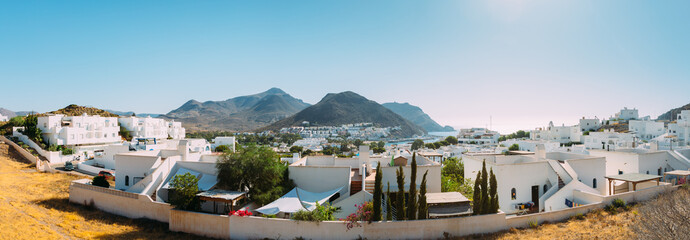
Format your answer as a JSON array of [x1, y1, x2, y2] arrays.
[[0, 142, 203, 239], [455, 207, 638, 240]]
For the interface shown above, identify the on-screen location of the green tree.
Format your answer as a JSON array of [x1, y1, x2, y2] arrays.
[[289, 145, 303, 153], [407, 153, 417, 220], [372, 162, 383, 221], [433, 142, 442, 149], [386, 182, 392, 221], [353, 139, 364, 147], [509, 144, 519, 151], [480, 160, 489, 214], [472, 171, 481, 215], [119, 126, 132, 141], [424, 143, 435, 149], [395, 166, 406, 220], [445, 136, 458, 145], [216, 144, 293, 205], [92, 175, 109, 188], [22, 114, 43, 146], [442, 157, 464, 180], [489, 168, 499, 213], [169, 172, 202, 211], [377, 141, 385, 149], [215, 145, 230, 153], [411, 139, 424, 151], [418, 170, 428, 219]]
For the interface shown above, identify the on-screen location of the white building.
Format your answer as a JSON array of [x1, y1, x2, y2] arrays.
[[0, 113, 8, 122], [464, 147, 601, 214], [578, 117, 601, 132], [582, 129, 635, 151], [667, 110, 690, 146], [531, 121, 582, 144], [38, 113, 121, 147], [211, 136, 236, 152], [118, 116, 185, 140], [501, 139, 559, 152], [613, 107, 639, 121], [457, 128, 500, 144], [629, 120, 665, 140]]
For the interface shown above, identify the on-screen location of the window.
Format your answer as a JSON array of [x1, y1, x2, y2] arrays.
[[618, 170, 623, 175], [543, 184, 548, 193], [658, 168, 662, 176], [593, 178, 597, 189], [125, 176, 129, 186], [511, 188, 516, 200], [646, 170, 649, 174]]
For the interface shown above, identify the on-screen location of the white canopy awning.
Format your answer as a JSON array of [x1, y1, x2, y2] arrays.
[[255, 187, 343, 215]]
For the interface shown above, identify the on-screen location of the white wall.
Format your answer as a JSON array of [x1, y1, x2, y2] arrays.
[[114, 152, 161, 191], [288, 166, 351, 198], [567, 157, 607, 195]]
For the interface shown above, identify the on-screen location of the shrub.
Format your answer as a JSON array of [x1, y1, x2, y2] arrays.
[[214, 145, 230, 153], [343, 202, 373, 230], [228, 210, 253, 217], [611, 198, 626, 208], [92, 176, 110, 188], [61, 148, 74, 155], [292, 209, 319, 222], [528, 219, 539, 228], [290, 202, 340, 222]]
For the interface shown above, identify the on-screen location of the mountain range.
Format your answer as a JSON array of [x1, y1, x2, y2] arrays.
[[382, 102, 454, 132], [260, 91, 426, 137], [658, 103, 690, 121], [161, 88, 311, 132]]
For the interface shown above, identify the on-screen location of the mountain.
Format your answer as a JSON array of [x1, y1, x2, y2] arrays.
[[382, 102, 454, 132], [261, 91, 426, 138], [658, 103, 690, 121], [163, 88, 310, 132], [0, 108, 16, 118]]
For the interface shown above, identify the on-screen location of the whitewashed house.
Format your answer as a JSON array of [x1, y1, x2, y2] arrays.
[[0, 113, 8, 122], [578, 117, 601, 132], [118, 116, 185, 140], [457, 128, 500, 144], [667, 110, 690, 146], [629, 120, 665, 140], [531, 121, 582, 144], [38, 113, 121, 147], [501, 139, 559, 152], [582, 129, 635, 151], [613, 107, 639, 121], [464, 147, 601, 213]]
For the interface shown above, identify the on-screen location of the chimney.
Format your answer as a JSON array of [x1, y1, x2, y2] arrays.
[[536, 144, 546, 160]]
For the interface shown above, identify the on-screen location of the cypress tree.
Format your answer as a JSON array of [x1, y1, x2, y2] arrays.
[[472, 171, 481, 215], [417, 170, 428, 219], [372, 162, 383, 221], [480, 160, 489, 214], [407, 153, 417, 220], [489, 167, 499, 213], [386, 182, 392, 221], [395, 166, 406, 220]]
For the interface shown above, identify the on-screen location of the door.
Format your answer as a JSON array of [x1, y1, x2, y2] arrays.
[[531, 185, 539, 211]]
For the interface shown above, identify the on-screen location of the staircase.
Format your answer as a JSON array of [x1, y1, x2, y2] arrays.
[[351, 181, 362, 195], [364, 180, 375, 193], [557, 175, 565, 189]]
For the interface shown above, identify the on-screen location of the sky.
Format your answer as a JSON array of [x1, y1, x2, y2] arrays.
[[1, 0, 689, 133]]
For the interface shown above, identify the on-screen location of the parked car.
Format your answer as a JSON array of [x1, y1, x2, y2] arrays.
[[64, 161, 74, 171], [98, 171, 115, 181]]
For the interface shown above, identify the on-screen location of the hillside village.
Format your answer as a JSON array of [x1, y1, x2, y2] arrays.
[[1, 98, 690, 239]]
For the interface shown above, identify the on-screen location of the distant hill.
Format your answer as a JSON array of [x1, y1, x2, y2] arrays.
[[43, 104, 119, 117], [0, 108, 16, 118], [105, 110, 161, 118], [162, 88, 310, 132], [261, 91, 426, 138], [658, 103, 690, 121], [382, 102, 454, 132]]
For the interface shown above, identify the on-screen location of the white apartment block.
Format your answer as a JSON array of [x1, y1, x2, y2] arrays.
[[38, 113, 121, 146], [582, 129, 635, 151], [613, 107, 639, 121], [629, 120, 665, 140], [578, 117, 601, 132], [531, 121, 582, 144], [457, 128, 500, 144], [118, 116, 185, 140], [667, 110, 690, 146]]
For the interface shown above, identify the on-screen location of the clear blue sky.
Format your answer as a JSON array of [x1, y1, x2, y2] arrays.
[[1, 1, 689, 133]]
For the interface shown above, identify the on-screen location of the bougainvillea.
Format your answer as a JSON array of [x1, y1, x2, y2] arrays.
[[341, 201, 373, 231], [229, 210, 253, 217]]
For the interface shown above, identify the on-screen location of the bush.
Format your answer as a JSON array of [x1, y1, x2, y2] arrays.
[[508, 144, 519, 151], [92, 176, 110, 188], [214, 145, 230, 153], [291, 210, 319, 222], [290, 202, 340, 222], [61, 148, 74, 155], [611, 198, 626, 209]]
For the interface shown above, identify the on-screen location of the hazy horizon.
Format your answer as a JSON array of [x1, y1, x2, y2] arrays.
[[2, 1, 689, 134]]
